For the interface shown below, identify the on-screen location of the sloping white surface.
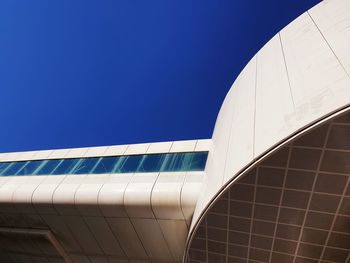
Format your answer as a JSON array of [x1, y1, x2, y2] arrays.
[[190, 0, 350, 244]]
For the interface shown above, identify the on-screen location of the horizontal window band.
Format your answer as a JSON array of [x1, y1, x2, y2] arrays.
[[0, 152, 208, 176]]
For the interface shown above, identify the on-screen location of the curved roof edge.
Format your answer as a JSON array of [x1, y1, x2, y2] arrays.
[[186, 0, 350, 260]]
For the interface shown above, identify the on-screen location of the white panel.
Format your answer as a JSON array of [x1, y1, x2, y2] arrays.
[[169, 140, 196, 153], [1, 152, 23, 162], [84, 217, 125, 257], [131, 218, 172, 262], [151, 172, 185, 220], [75, 175, 110, 216], [189, 0, 350, 241], [0, 176, 11, 189], [146, 142, 172, 154], [64, 148, 89, 159], [32, 176, 66, 215], [46, 149, 70, 160], [0, 177, 28, 213], [12, 176, 47, 214], [32, 150, 54, 160], [106, 218, 148, 260], [98, 174, 132, 218], [180, 172, 203, 226], [124, 173, 158, 218], [191, 57, 257, 232], [194, 139, 212, 152], [208, 65, 245, 184], [17, 151, 37, 161], [63, 215, 103, 255], [124, 143, 150, 155], [254, 34, 295, 156], [281, 12, 350, 129], [83, 146, 108, 157], [52, 175, 86, 215], [102, 145, 128, 157], [0, 153, 8, 162], [309, 0, 350, 73], [158, 219, 188, 263], [222, 56, 256, 182]]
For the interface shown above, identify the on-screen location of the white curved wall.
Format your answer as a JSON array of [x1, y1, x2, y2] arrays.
[[191, 0, 350, 234]]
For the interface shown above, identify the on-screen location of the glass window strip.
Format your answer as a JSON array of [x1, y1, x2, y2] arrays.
[[38, 159, 63, 175], [0, 152, 208, 176], [3, 162, 27, 176], [0, 162, 14, 175], [33, 160, 48, 175], [0, 162, 10, 175], [14, 161, 30, 176], [112, 156, 127, 173], [89, 157, 103, 174]]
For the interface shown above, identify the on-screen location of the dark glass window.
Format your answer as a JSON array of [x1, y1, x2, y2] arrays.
[[137, 154, 165, 172], [161, 153, 193, 172], [189, 152, 208, 171], [2, 162, 27, 176], [0, 162, 12, 175], [117, 155, 142, 173], [0, 151, 208, 176], [15, 160, 45, 175], [91, 156, 119, 174], [51, 159, 80, 175], [71, 157, 100, 174], [36, 159, 62, 175]]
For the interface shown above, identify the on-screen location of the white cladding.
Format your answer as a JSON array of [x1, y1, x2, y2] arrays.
[[0, 140, 210, 263], [190, 0, 350, 243]]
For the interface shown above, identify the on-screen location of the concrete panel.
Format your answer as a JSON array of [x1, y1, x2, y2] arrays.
[[131, 218, 172, 262], [84, 217, 125, 257], [106, 217, 148, 260], [75, 175, 110, 217], [255, 34, 295, 157], [158, 219, 188, 262], [309, 0, 350, 74], [280, 12, 350, 129], [124, 173, 158, 219], [98, 174, 131, 218], [151, 172, 185, 220], [53, 175, 87, 216], [32, 175, 66, 215], [169, 140, 197, 153]]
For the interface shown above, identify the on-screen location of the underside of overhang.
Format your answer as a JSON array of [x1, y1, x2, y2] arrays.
[[186, 110, 350, 262]]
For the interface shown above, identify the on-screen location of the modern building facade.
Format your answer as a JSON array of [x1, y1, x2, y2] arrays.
[[0, 0, 350, 262]]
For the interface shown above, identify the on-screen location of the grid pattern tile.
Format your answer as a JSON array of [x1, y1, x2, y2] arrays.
[[187, 112, 350, 263]]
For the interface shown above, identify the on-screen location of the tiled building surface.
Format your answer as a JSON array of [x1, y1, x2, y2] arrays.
[[187, 113, 350, 262]]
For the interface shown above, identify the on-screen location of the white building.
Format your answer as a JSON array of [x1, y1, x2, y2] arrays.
[[0, 0, 349, 262]]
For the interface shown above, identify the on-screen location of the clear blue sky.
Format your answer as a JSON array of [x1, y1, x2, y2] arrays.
[[0, 0, 320, 152]]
